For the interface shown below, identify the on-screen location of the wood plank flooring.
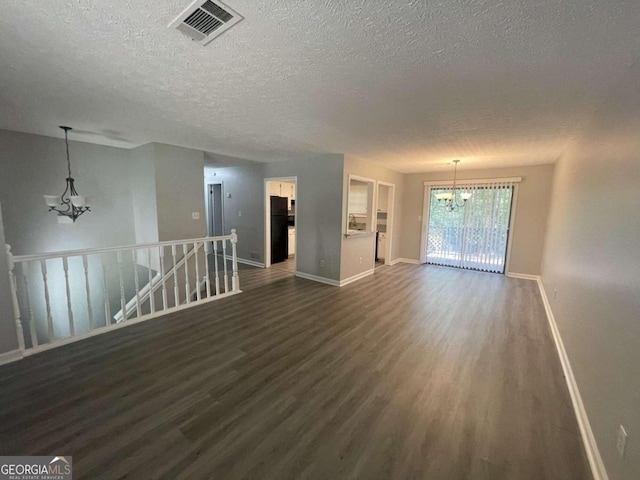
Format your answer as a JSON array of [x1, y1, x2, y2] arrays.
[[0, 264, 591, 479]]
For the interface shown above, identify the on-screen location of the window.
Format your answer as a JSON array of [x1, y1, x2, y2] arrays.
[[426, 181, 515, 273], [346, 175, 375, 235]]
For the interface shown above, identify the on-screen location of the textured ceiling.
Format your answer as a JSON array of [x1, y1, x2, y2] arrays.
[[1, 0, 639, 172]]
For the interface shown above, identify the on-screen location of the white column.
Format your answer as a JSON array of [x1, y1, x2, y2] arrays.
[[6, 245, 25, 350], [40, 259, 54, 340], [82, 254, 94, 330], [62, 256, 74, 337], [231, 229, 240, 292]]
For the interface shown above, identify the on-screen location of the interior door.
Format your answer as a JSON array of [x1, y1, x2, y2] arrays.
[[208, 183, 224, 237]]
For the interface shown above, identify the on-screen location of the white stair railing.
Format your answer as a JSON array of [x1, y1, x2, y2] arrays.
[[6, 230, 240, 354]]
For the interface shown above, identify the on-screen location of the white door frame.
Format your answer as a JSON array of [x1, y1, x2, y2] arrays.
[[375, 181, 395, 265], [264, 176, 297, 270], [206, 181, 225, 237], [419, 176, 522, 270]]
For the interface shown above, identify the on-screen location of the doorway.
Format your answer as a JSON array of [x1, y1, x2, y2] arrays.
[[421, 180, 518, 273], [207, 183, 224, 237], [375, 181, 395, 267], [264, 177, 297, 273]]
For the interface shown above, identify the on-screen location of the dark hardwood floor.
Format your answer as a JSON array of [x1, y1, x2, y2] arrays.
[[0, 264, 591, 479]]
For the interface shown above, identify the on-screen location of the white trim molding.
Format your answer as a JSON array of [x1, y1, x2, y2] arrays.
[[398, 258, 420, 265], [423, 176, 522, 186], [339, 268, 374, 287], [225, 255, 265, 268], [536, 277, 608, 480], [295, 271, 340, 287], [505, 272, 540, 281], [510, 274, 609, 480], [0, 349, 24, 366]]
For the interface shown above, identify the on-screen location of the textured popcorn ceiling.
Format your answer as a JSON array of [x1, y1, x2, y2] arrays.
[[1, 0, 639, 172]]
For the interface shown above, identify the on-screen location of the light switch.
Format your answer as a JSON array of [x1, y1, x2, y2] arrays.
[[191, 212, 200, 220]]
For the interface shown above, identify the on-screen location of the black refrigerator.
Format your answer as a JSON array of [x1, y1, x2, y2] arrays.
[[271, 196, 289, 263]]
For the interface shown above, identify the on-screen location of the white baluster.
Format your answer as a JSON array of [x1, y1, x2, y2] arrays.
[[132, 249, 141, 318], [204, 241, 212, 298], [117, 250, 126, 321], [160, 247, 168, 310], [147, 247, 155, 314], [22, 262, 38, 348], [183, 243, 190, 304], [213, 239, 220, 296], [172, 244, 179, 306], [6, 245, 25, 350], [102, 254, 111, 325], [222, 238, 229, 293], [194, 242, 201, 301], [231, 229, 240, 292], [62, 256, 74, 337], [82, 254, 93, 330], [40, 259, 54, 340]]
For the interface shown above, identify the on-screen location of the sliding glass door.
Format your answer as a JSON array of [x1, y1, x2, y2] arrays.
[[426, 182, 514, 273]]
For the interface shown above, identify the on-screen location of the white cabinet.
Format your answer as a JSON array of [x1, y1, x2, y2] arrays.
[[288, 228, 295, 256], [268, 181, 295, 210]]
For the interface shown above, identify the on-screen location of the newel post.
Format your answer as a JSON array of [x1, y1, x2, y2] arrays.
[[6, 244, 25, 350], [230, 229, 240, 292]]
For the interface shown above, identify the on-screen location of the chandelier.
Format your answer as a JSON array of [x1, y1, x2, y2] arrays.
[[434, 160, 471, 211], [43, 126, 91, 223]]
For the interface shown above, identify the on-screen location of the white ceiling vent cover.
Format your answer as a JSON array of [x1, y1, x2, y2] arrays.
[[169, 0, 243, 46]]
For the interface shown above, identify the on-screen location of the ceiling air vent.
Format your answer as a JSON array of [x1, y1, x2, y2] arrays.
[[169, 0, 243, 46]]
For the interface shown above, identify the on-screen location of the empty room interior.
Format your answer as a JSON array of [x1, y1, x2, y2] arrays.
[[0, 1, 639, 479]]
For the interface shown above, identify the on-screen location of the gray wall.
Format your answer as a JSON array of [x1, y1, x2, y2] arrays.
[[0, 129, 136, 255], [0, 204, 19, 354], [129, 143, 159, 244], [204, 154, 345, 281], [342, 156, 404, 280], [154, 144, 206, 241], [400, 164, 555, 275], [204, 163, 265, 261], [265, 155, 344, 281], [540, 64, 640, 480]]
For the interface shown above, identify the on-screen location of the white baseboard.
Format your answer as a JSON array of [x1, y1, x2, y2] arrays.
[[295, 271, 340, 287], [339, 268, 375, 287], [0, 349, 24, 366], [398, 258, 420, 265], [389, 258, 401, 266], [224, 255, 265, 268], [506, 272, 540, 281], [537, 278, 608, 480]]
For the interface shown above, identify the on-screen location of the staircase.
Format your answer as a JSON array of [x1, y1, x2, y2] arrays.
[[6, 230, 241, 354]]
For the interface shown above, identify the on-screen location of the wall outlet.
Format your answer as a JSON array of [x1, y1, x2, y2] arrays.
[[359, 257, 363, 264], [320, 260, 325, 268], [617, 425, 627, 458], [553, 289, 558, 299], [191, 212, 200, 220], [238, 210, 242, 217]]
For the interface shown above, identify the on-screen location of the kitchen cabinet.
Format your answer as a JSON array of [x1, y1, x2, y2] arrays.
[[288, 228, 295, 256], [269, 182, 295, 210]]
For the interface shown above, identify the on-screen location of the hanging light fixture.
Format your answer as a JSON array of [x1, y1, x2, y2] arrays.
[[434, 159, 471, 211], [43, 126, 91, 223]]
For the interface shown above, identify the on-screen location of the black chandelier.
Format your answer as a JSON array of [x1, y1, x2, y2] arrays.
[[434, 159, 472, 212], [43, 126, 90, 223]]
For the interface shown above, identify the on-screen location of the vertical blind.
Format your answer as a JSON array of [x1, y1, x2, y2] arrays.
[[426, 181, 515, 273]]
